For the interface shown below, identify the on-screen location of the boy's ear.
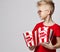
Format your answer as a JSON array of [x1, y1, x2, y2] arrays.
[[47, 10, 51, 15]]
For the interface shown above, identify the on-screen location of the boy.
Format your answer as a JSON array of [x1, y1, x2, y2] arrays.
[[29, 0, 60, 52]]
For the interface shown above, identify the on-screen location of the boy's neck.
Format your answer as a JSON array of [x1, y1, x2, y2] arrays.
[[43, 16, 55, 26]]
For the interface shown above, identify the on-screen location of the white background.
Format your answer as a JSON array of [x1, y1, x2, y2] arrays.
[[0, 0, 60, 52]]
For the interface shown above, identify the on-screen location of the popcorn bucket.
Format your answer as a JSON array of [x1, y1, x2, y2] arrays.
[[33, 27, 53, 46], [23, 28, 53, 47], [23, 31, 34, 47], [37, 28, 53, 45]]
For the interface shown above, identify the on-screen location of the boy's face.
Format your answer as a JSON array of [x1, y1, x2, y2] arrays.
[[37, 5, 51, 20]]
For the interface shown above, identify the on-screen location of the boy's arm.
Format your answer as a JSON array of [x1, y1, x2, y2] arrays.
[[40, 37, 60, 50], [53, 37, 60, 49]]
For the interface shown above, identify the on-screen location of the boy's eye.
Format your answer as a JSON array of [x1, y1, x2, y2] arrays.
[[38, 10, 42, 13]]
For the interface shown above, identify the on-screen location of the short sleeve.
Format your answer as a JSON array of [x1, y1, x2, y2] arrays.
[[54, 25, 60, 37]]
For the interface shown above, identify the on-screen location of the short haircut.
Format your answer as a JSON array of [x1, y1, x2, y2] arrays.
[[37, 0, 55, 15]]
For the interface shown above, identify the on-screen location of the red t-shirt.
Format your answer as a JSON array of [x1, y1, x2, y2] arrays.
[[32, 22, 60, 52]]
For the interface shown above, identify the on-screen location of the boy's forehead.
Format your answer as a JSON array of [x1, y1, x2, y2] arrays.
[[38, 5, 50, 10]]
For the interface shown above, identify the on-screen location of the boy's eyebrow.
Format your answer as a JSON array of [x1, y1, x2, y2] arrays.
[[38, 10, 49, 12]]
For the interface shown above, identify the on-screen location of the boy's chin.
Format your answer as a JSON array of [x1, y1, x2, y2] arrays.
[[39, 16, 45, 20], [40, 17, 45, 20]]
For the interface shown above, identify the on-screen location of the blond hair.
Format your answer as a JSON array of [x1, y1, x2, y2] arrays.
[[37, 0, 55, 15]]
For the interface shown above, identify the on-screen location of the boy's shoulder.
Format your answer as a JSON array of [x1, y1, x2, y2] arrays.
[[53, 23, 60, 28], [32, 22, 43, 31], [34, 22, 43, 29], [50, 23, 60, 31], [35, 22, 43, 27]]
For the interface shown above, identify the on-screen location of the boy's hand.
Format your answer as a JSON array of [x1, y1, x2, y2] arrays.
[[40, 40, 55, 50], [28, 46, 36, 50]]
